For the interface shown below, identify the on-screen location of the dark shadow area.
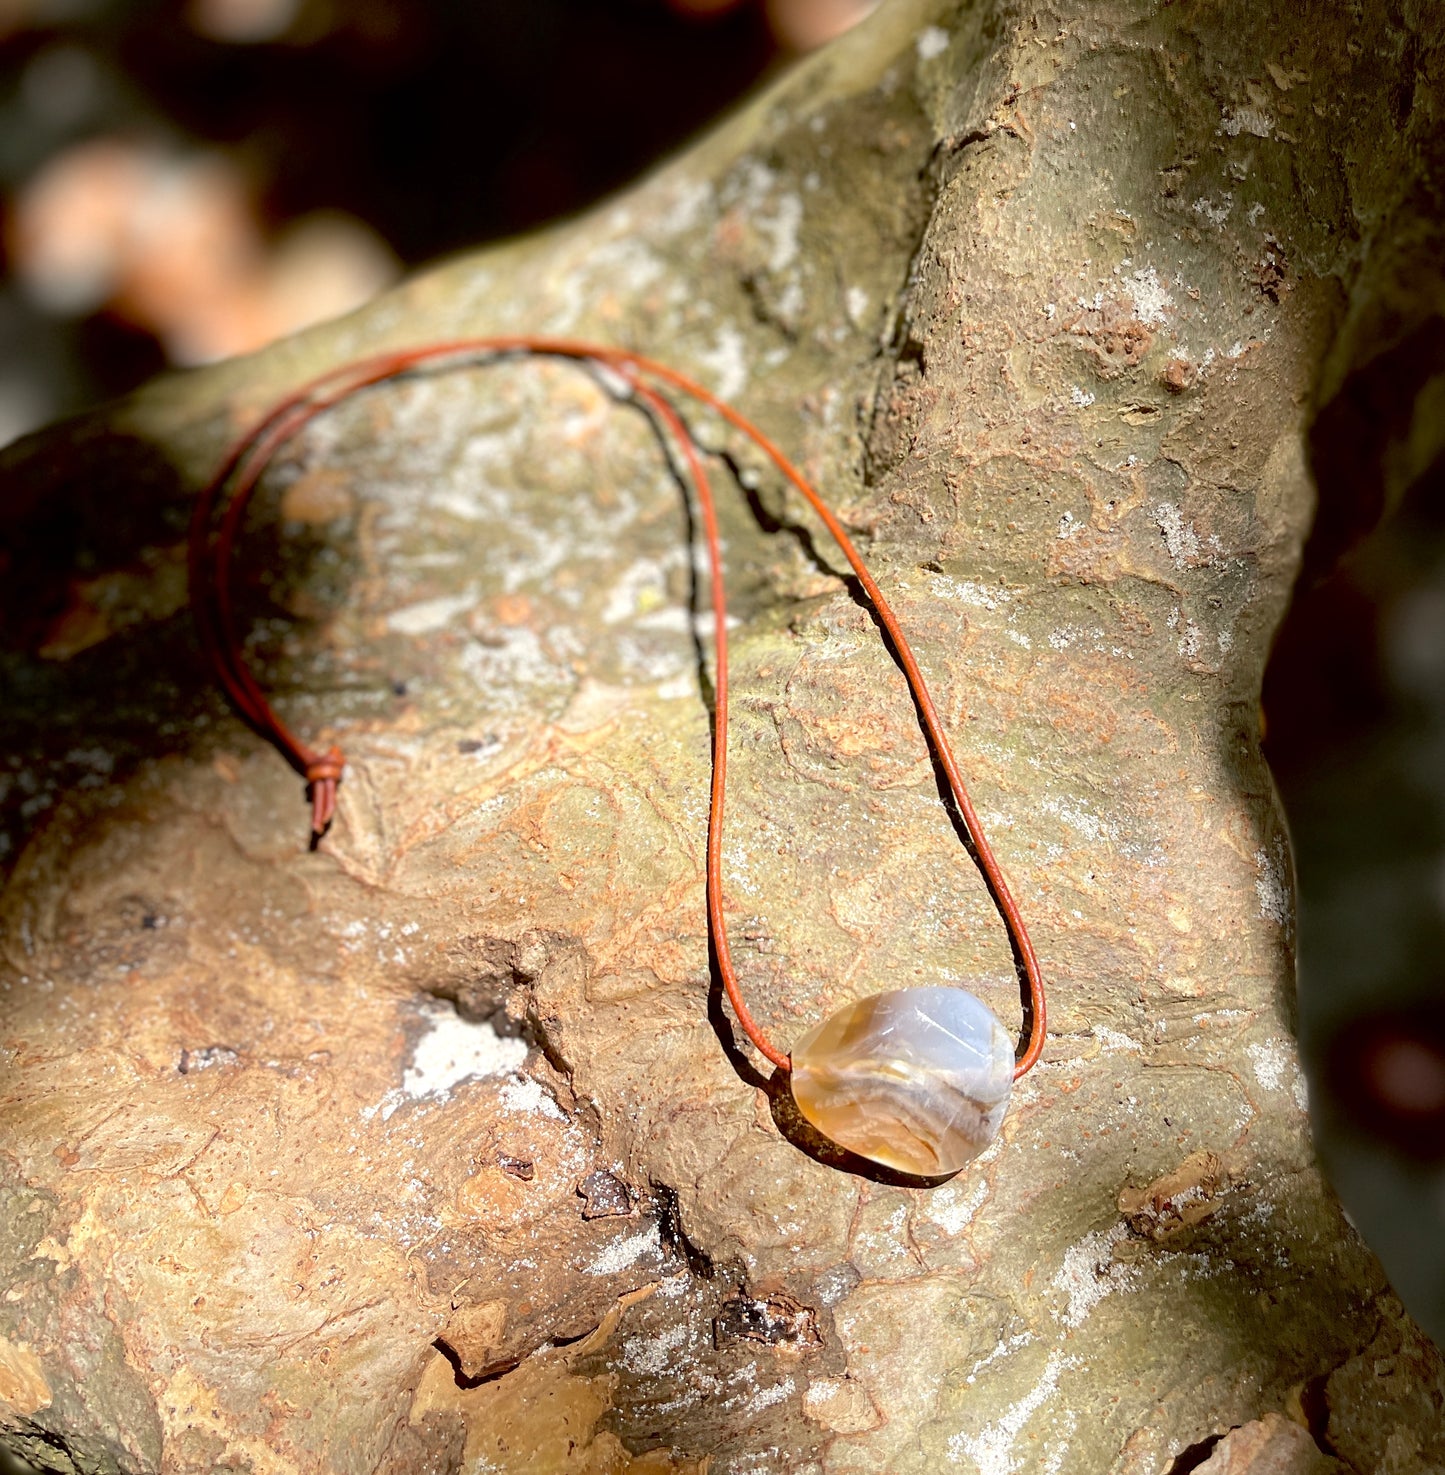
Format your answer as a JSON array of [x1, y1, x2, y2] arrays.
[[1162, 1432, 1226, 1475], [0, 419, 209, 875], [1262, 311, 1445, 1349], [0, 376, 396, 883], [1296, 317, 1445, 595], [1296, 1373, 1337, 1455], [0, 410, 190, 644], [651, 1179, 717, 1280], [764, 1071, 959, 1188], [430, 1336, 519, 1391], [708, 440, 853, 586], [0, 1440, 44, 1475]]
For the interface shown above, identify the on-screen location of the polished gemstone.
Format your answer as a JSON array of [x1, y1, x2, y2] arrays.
[[789, 986, 1014, 1176]]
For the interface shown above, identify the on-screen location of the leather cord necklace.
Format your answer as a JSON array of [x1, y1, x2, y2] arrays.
[[190, 337, 1046, 1177]]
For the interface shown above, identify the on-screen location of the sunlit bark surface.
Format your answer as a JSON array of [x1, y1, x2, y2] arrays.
[[2, 2, 1444, 1471]]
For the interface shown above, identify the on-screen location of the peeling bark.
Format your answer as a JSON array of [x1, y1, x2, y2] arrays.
[[3, 1, 1445, 1471]]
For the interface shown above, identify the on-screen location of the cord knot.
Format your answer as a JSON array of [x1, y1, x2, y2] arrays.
[[303, 745, 345, 836]]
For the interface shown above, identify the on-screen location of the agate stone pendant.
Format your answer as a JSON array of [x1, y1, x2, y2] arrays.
[[789, 986, 1014, 1177]]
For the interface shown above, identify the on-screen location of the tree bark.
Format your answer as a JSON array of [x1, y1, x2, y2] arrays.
[[2, 1, 1444, 1472]]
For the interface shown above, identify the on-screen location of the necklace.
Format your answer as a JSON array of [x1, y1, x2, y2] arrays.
[[190, 338, 1046, 1179]]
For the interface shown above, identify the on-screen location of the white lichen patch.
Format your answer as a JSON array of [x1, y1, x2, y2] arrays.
[[1253, 842, 1289, 925], [1245, 1038, 1304, 1113], [1093, 1026, 1142, 1055], [1178, 620, 1204, 659], [965, 1331, 1033, 1386], [1069, 385, 1095, 408], [728, 1451, 789, 1475], [948, 1349, 1076, 1474], [760, 191, 804, 275], [657, 175, 713, 237], [499, 1074, 567, 1121], [1036, 795, 1113, 845], [775, 278, 805, 321], [923, 1178, 990, 1238], [401, 1002, 528, 1101], [585, 1222, 662, 1277], [853, 1205, 913, 1270], [585, 236, 666, 296], [1192, 194, 1235, 227], [603, 556, 672, 625], [621, 1317, 689, 1374], [1052, 1221, 1137, 1327], [805, 1378, 841, 1409], [748, 1378, 795, 1413], [1039, 1410, 1080, 1475], [1123, 265, 1174, 327], [928, 574, 1011, 610], [1154, 503, 1201, 567], [457, 627, 568, 710], [726, 158, 804, 276], [1221, 105, 1274, 138], [386, 589, 479, 635], [916, 25, 949, 61], [358, 1090, 402, 1124], [698, 323, 749, 400], [655, 671, 699, 701]]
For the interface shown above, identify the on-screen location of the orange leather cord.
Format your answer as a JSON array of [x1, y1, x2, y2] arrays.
[[189, 338, 1046, 1078]]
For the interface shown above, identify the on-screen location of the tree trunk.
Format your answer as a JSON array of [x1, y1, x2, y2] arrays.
[[2, 1, 1443, 1472]]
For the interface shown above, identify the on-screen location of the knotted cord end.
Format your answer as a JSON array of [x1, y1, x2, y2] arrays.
[[304, 746, 345, 836]]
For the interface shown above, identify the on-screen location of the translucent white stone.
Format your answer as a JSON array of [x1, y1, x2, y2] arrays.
[[790, 986, 1014, 1176]]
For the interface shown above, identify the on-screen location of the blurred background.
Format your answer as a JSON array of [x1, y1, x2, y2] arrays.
[[0, 0, 874, 447], [1264, 462, 1445, 1352]]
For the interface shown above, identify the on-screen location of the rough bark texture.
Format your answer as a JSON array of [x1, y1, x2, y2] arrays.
[[2, 1, 1444, 1472]]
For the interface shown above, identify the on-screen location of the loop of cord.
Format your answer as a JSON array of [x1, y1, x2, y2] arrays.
[[189, 337, 1047, 1079]]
